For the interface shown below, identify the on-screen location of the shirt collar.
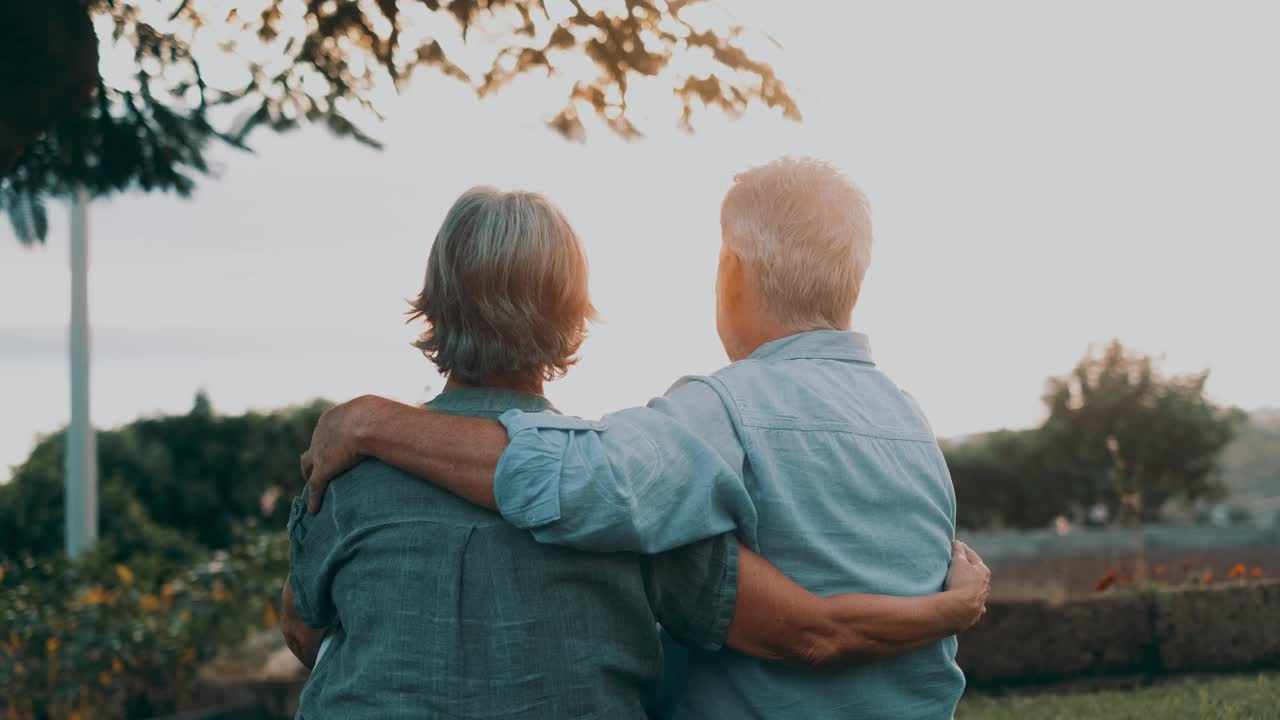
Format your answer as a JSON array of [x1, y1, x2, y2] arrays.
[[427, 387, 556, 416], [746, 330, 875, 364]]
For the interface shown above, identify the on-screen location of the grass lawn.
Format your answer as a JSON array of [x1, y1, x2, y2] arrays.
[[957, 673, 1280, 720]]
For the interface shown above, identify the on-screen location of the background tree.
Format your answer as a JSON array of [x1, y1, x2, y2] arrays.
[[0, 393, 330, 562], [1038, 340, 1244, 525], [1, 0, 798, 243], [945, 430, 1068, 530], [0, 0, 99, 178], [945, 341, 1244, 529]]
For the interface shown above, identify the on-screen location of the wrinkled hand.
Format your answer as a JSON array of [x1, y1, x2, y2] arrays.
[[944, 540, 991, 630], [299, 396, 372, 512]]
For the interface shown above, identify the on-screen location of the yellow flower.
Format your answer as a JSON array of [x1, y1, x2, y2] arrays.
[[78, 585, 114, 607], [115, 564, 135, 586], [140, 594, 162, 611], [263, 602, 278, 628]]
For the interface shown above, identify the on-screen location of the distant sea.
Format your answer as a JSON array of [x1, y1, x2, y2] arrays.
[[0, 326, 446, 483], [0, 324, 703, 483]]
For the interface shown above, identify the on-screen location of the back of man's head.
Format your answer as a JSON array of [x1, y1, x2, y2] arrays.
[[720, 157, 872, 330]]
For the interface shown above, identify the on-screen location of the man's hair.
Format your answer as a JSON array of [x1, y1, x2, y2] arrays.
[[720, 157, 873, 329], [409, 187, 596, 385]]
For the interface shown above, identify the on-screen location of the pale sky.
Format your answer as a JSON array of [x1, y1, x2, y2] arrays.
[[2, 1, 1278, 479]]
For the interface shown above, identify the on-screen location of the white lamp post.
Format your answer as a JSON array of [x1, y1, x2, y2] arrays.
[[65, 187, 97, 558]]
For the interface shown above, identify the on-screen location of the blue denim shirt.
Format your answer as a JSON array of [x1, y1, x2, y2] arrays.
[[495, 331, 964, 719]]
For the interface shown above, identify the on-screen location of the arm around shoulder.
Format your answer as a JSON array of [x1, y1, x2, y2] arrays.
[[302, 394, 508, 512]]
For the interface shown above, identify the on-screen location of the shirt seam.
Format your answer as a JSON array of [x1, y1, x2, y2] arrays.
[[732, 421, 938, 443]]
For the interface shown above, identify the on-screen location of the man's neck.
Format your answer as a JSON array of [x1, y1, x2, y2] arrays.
[[731, 323, 847, 362], [443, 374, 544, 396]]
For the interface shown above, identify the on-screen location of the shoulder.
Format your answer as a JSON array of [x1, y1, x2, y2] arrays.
[[327, 458, 499, 527], [665, 372, 739, 409]]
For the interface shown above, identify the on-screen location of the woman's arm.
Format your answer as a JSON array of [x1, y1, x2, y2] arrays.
[[727, 541, 990, 667], [280, 575, 327, 669]]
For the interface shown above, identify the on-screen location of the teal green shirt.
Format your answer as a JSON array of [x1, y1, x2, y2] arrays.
[[288, 388, 738, 719]]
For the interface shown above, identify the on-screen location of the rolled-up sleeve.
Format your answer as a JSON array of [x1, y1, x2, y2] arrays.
[[494, 376, 757, 554], [642, 533, 740, 652]]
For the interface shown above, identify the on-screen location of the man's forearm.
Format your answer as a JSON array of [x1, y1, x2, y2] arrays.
[[726, 546, 973, 667], [806, 591, 970, 665], [353, 396, 507, 509]]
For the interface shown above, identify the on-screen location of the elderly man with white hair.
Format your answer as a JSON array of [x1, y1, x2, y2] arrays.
[[302, 157, 976, 718]]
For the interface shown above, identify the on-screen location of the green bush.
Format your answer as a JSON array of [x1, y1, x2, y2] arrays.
[[0, 394, 328, 718], [0, 393, 329, 562], [0, 532, 290, 719]]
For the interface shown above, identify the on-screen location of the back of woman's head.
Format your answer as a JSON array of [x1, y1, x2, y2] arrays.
[[410, 187, 596, 386]]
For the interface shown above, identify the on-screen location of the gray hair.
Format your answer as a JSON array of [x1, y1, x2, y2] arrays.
[[720, 157, 873, 329], [409, 187, 596, 385]]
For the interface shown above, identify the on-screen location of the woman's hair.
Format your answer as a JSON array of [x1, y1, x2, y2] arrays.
[[408, 186, 596, 385]]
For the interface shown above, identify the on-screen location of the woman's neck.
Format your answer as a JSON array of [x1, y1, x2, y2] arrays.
[[443, 374, 544, 396]]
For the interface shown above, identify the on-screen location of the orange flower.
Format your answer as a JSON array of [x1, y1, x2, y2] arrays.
[[45, 637, 59, 654], [1094, 570, 1118, 593], [114, 564, 134, 586], [1229, 564, 1247, 580], [211, 582, 230, 603], [111, 657, 123, 674], [1201, 571, 1214, 586], [1251, 567, 1264, 579], [98, 671, 111, 686], [139, 594, 162, 612], [263, 602, 279, 628], [77, 585, 115, 607]]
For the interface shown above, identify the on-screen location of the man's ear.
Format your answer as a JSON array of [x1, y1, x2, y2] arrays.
[[719, 247, 745, 310]]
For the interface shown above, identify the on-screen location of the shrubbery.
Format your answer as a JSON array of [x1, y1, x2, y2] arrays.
[[0, 393, 328, 562], [0, 532, 289, 719], [0, 394, 326, 719]]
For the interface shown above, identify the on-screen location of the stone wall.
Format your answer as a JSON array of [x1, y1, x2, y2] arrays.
[[958, 581, 1280, 686]]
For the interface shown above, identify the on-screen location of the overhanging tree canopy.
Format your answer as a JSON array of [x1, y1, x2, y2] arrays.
[[1, 0, 799, 244]]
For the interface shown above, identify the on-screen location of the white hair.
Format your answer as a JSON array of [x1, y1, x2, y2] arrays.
[[720, 157, 873, 329]]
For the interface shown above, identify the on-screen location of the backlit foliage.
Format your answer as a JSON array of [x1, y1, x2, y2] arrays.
[[3, 0, 799, 243]]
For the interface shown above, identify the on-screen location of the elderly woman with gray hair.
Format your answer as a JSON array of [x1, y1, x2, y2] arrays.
[[281, 186, 988, 719]]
